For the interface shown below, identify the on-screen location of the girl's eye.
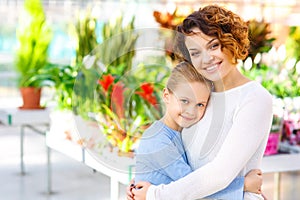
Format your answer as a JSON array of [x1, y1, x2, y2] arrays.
[[197, 103, 205, 107], [181, 99, 189, 104], [190, 51, 200, 57]]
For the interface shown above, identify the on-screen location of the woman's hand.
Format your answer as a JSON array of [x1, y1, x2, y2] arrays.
[[126, 179, 135, 200], [244, 169, 263, 194], [132, 181, 152, 200]]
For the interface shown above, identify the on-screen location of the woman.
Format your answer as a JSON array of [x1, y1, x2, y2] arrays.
[[131, 5, 273, 200]]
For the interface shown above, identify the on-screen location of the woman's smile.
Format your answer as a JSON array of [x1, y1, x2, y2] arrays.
[[202, 62, 222, 73]]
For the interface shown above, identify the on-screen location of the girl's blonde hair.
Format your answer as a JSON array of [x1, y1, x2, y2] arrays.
[[166, 61, 211, 92]]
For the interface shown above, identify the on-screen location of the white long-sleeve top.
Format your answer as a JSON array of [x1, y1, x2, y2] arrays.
[[146, 81, 273, 200]]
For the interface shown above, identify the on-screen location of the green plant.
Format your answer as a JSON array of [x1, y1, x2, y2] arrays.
[[286, 26, 300, 62], [153, 7, 188, 61], [271, 114, 282, 133], [32, 63, 78, 110], [94, 73, 164, 152], [241, 60, 300, 99], [73, 15, 138, 118], [15, 0, 53, 87], [99, 15, 137, 74], [69, 7, 98, 65], [246, 20, 276, 64]]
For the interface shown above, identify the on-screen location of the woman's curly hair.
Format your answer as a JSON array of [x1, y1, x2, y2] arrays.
[[175, 5, 250, 64]]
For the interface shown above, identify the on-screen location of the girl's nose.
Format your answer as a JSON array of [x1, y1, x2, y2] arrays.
[[184, 106, 196, 117]]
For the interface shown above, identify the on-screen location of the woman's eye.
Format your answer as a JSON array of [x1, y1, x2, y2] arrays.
[[210, 43, 219, 50]]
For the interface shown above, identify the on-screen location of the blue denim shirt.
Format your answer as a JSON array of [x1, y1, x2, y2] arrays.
[[135, 121, 244, 199]]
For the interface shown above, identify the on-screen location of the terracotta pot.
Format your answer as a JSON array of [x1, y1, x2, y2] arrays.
[[19, 87, 43, 109]]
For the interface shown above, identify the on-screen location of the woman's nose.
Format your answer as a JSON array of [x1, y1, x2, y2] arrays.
[[202, 51, 213, 63]]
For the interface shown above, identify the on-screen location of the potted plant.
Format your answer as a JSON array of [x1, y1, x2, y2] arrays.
[[15, 0, 53, 109], [246, 19, 275, 64]]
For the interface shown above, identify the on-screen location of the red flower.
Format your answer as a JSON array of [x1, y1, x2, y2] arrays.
[[111, 82, 125, 118], [136, 83, 157, 106], [98, 74, 115, 91]]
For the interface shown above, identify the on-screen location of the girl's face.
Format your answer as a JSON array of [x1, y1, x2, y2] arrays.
[[184, 28, 235, 82], [163, 81, 210, 131]]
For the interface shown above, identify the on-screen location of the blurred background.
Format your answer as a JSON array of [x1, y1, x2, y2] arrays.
[[0, 0, 300, 199]]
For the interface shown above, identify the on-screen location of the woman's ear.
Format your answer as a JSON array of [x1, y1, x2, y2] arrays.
[[162, 88, 170, 103]]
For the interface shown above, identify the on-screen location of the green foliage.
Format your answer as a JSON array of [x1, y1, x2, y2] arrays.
[[286, 26, 300, 62], [98, 15, 138, 74], [247, 20, 275, 62], [15, 0, 53, 87], [73, 15, 138, 118], [69, 7, 98, 65], [241, 62, 300, 99], [271, 114, 282, 132]]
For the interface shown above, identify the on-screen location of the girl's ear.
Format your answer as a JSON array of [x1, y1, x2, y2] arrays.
[[162, 88, 170, 103]]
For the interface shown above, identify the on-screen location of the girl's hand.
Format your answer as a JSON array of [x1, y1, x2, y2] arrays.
[[244, 169, 263, 194], [132, 181, 152, 200], [126, 179, 135, 200]]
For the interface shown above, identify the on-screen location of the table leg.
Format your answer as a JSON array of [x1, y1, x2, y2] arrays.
[[111, 177, 119, 200], [274, 172, 281, 200], [47, 146, 52, 194], [20, 125, 25, 175]]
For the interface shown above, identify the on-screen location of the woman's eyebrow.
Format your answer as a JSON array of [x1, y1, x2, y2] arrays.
[[188, 38, 218, 51], [206, 38, 217, 47]]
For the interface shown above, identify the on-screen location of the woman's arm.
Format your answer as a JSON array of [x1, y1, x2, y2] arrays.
[[133, 169, 262, 200], [135, 91, 273, 200]]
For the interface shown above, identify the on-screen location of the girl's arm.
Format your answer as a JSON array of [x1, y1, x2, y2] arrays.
[[134, 90, 273, 200], [135, 132, 192, 184]]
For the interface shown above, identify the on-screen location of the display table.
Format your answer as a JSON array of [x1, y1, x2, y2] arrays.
[[46, 112, 134, 200], [0, 107, 52, 193], [262, 153, 300, 173], [46, 133, 134, 200], [261, 153, 300, 200], [0, 107, 51, 173]]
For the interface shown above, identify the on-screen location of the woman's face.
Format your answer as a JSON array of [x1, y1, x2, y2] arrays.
[[184, 28, 235, 82]]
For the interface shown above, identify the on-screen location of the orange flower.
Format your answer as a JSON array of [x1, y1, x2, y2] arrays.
[[98, 74, 115, 91], [136, 83, 158, 106]]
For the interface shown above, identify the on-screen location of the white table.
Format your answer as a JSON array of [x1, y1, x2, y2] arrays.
[[45, 112, 135, 200], [46, 133, 134, 200], [0, 107, 51, 192], [262, 153, 300, 200]]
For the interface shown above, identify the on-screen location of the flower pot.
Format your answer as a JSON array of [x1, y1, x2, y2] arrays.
[[19, 87, 43, 109]]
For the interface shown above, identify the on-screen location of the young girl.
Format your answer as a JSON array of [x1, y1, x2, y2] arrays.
[[133, 61, 262, 199]]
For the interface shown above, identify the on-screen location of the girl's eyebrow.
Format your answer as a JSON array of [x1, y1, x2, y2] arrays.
[[188, 47, 199, 51]]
